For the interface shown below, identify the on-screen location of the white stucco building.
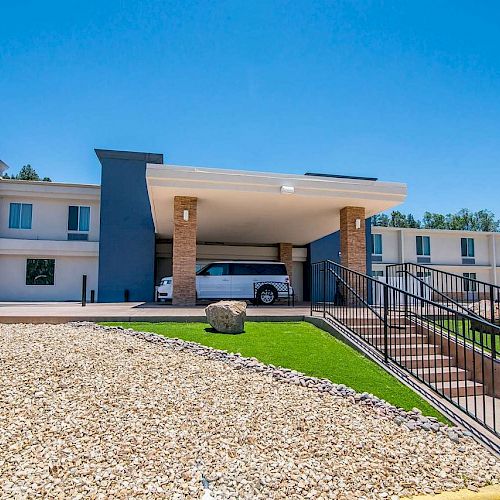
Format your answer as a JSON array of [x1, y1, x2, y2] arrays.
[[0, 179, 100, 301], [371, 226, 500, 285]]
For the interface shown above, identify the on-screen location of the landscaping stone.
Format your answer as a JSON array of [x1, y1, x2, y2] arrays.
[[0, 322, 499, 499], [205, 300, 247, 333]]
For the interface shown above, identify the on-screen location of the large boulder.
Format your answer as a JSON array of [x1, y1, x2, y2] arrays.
[[205, 300, 247, 334]]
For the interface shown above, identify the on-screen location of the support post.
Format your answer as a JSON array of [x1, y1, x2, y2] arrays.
[[172, 196, 198, 305], [383, 285, 389, 362], [81, 274, 87, 307]]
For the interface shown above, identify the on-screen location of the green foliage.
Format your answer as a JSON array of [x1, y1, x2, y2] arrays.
[[374, 208, 500, 232], [101, 321, 447, 421], [3, 164, 52, 182], [371, 213, 389, 226]]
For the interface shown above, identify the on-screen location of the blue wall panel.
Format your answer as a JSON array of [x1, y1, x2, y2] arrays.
[[305, 218, 373, 301], [96, 149, 163, 302]]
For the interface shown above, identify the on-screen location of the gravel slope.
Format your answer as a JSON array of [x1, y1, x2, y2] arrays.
[[0, 323, 498, 499]]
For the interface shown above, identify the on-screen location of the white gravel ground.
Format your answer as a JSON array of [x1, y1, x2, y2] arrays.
[[0, 323, 498, 499]]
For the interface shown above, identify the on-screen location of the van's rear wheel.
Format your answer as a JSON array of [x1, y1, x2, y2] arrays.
[[257, 285, 278, 305]]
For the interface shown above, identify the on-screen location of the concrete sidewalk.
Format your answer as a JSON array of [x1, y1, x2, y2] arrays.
[[0, 301, 310, 323]]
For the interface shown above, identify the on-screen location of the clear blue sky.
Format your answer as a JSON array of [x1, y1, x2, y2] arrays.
[[1, 1, 499, 218]]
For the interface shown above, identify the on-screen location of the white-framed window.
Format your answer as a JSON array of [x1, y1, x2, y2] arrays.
[[371, 234, 383, 255], [372, 270, 384, 277], [416, 235, 431, 256], [461, 238, 475, 258], [9, 203, 32, 229], [68, 206, 90, 232], [463, 272, 477, 292]]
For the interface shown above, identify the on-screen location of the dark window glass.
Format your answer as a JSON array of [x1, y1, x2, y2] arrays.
[[200, 263, 229, 276], [416, 236, 430, 256], [463, 272, 477, 292], [26, 259, 55, 285], [231, 263, 287, 275], [68, 206, 79, 231]]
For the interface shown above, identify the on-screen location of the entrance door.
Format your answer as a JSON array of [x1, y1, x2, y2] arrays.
[[196, 263, 231, 298]]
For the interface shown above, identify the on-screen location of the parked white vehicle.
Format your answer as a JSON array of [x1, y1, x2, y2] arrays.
[[157, 261, 292, 305]]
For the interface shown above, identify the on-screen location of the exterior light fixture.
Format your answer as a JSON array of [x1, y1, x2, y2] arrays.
[[183, 209, 189, 221], [280, 185, 295, 194], [355, 218, 361, 229]]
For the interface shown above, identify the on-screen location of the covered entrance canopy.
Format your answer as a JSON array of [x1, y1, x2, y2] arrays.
[[146, 165, 407, 246]]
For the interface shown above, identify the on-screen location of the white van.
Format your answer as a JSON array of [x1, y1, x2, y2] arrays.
[[157, 261, 292, 305]]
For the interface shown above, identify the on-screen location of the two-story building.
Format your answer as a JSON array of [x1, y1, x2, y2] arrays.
[[0, 180, 100, 301], [371, 226, 500, 286], [0, 148, 407, 303]]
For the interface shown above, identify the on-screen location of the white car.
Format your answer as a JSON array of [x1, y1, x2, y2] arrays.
[[157, 261, 293, 305]]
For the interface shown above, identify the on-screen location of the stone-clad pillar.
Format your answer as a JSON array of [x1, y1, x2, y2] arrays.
[[278, 243, 293, 283], [340, 207, 366, 274], [172, 196, 197, 305], [340, 207, 367, 305]]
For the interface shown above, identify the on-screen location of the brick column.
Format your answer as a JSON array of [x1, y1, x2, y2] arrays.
[[172, 196, 197, 305], [340, 207, 366, 274], [340, 207, 367, 304], [278, 243, 293, 282]]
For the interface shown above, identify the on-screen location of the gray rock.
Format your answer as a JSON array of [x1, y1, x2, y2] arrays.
[[205, 300, 247, 334]]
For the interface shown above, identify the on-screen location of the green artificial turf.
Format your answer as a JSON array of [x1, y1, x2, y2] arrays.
[[438, 319, 500, 353], [101, 320, 446, 421]]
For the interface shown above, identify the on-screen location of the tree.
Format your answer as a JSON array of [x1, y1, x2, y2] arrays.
[[406, 213, 421, 228], [5, 164, 51, 182], [372, 213, 389, 226], [446, 209, 474, 231], [372, 208, 499, 232], [422, 212, 447, 229], [390, 211, 409, 228]]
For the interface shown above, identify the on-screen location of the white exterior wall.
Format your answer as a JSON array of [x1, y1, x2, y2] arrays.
[[0, 179, 100, 302], [0, 255, 98, 301], [371, 227, 500, 285]]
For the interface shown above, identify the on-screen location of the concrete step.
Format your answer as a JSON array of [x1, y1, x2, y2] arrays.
[[369, 342, 441, 356], [368, 334, 428, 344], [415, 366, 468, 383], [435, 380, 484, 398], [396, 354, 454, 369]]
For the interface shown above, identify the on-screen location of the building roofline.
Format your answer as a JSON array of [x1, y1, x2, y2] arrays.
[[0, 178, 100, 189], [372, 226, 499, 237], [95, 148, 163, 164], [148, 163, 405, 190]]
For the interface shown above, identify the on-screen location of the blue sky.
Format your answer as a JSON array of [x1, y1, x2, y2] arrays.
[[1, 1, 499, 218]]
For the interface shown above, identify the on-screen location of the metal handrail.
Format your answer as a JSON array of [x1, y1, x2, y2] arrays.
[[324, 259, 500, 333], [387, 261, 500, 291], [311, 259, 500, 443], [326, 266, 404, 330], [397, 267, 488, 323]]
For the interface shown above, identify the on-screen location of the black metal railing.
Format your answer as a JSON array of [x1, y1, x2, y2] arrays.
[[311, 260, 500, 445], [387, 263, 500, 326]]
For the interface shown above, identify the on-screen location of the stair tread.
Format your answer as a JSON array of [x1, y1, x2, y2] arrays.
[[396, 354, 452, 361], [433, 380, 483, 389], [416, 366, 467, 374]]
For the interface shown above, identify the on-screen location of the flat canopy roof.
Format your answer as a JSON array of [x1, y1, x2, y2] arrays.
[[146, 164, 407, 245]]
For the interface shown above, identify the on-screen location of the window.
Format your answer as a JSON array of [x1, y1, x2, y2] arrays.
[[463, 272, 477, 292], [371, 234, 383, 255], [231, 263, 287, 275], [68, 206, 90, 232], [198, 263, 229, 276], [26, 259, 55, 285], [416, 236, 431, 256], [9, 203, 32, 229], [417, 271, 432, 278], [372, 270, 384, 277], [461, 238, 475, 257]]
